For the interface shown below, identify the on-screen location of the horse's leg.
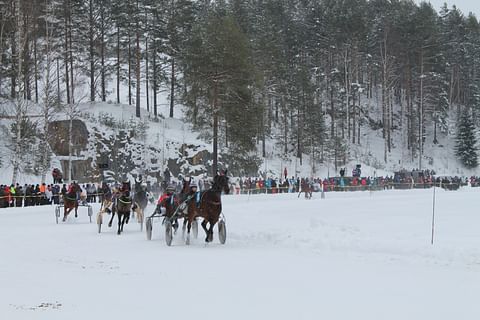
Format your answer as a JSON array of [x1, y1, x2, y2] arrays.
[[207, 218, 217, 242], [173, 218, 179, 234], [133, 206, 138, 222], [125, 210, 130, 224], [108, 210, 115, 228], [117, 212, 123, 235], [185, 218, 191, 244], [185, 207, 195, 244], [201, 219, 209, 242], [122, 212, 129, 232], [105, 200, 112, 214], [74, 204, 78, 218], [62, 206, 71, 222], [182, 218, 187, 237], [137, 207, 143, 224]]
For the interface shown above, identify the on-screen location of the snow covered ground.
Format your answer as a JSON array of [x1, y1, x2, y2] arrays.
[[1, 188, 479, 320]]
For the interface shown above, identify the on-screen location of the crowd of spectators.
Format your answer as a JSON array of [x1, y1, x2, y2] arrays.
[[227, 169, 475, 194], [1, 168, 478, 209], [0, 183, 101, 209]]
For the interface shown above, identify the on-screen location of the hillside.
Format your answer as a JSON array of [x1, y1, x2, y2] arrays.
[[3, 1, 480, 184], [0, 98, 478, 186]]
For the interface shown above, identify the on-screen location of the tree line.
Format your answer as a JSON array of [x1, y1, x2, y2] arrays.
[[1, 0, 479, 180]]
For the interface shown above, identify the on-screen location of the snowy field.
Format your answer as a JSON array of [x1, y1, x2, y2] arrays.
[[1, 188, 479, 320]]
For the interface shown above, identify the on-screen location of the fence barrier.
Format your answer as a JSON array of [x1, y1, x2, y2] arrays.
[[0, 180, 471, 205]]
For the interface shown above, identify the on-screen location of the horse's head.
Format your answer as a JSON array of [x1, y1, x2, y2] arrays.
[[213, 171, 230, 194], [135, 180, 145, 193], [122, 180, 131, 191], [70, 182, 81, 194], [181, 178, 191, 194]]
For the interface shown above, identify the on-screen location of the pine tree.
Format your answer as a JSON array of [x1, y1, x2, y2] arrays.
[[181, 11, 258, 175], [455, 110, 478, 168]]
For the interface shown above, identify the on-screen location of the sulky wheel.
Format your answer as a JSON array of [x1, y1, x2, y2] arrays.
[[146, 218, 153, 240], [88, 206, 93, 223], [165, 220, 173, 246], [97, 213, 103, 233], [55, 206, 60, 224], [139, 212, 144, 232], [192, 219, 199, 239], [218, 220, 227, 244]]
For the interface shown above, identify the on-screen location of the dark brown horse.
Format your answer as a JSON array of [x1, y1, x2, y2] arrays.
[[62, 183, 81, 222], [109, 182, 132, 235], [160, 192, 183, 232], [185, 172, 230, 244], [178, 178, 191, 201], [164, 178, 192, 234]]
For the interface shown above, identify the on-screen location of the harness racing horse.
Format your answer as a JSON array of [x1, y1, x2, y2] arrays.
[[160, 193, 181, 232], [158, 179, 195, 245], [109, 183, 133, 235], [162, 178, 193, 235], [178, 178, 200, 236], [100, 184, 114, 213], [62, 183, 81, 222], [298, 180, 313, 199], [96, 184, 115, 232], [185, 172, 230, 244], [132, 180, 149, 231]]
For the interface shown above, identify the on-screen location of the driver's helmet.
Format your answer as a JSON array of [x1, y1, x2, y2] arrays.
[[190, 181, 198, 189], [166, 184, 175, 194]]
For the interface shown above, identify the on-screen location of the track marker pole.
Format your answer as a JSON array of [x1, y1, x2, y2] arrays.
[[431, 179, 436, 245]]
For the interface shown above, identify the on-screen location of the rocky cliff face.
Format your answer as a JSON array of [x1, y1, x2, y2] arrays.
[[47, 119, 214, 183], [48, 120, 89, 156], [48, 120, 94, 183]]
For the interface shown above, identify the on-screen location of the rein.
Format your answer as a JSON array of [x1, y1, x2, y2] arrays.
[[64, 190, 78, 202], [64, 195, 77, 201], [118, 197, 132, 204]]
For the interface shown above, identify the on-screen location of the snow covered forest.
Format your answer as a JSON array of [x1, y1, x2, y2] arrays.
[[1, 0, 480, 182]]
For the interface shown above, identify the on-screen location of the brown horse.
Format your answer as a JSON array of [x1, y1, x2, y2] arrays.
[[62, 183, 81, 222], [163, 178, 193, 233], [99, 183, 114, 214], [185, 172, 230, 244], [96, 184, 114, 231], [160, 192, 184, 232], [298, 180, 313, 199], [157, 178, 194, 242], [132, 180, 149, 231], [109, 182, 132, 235]]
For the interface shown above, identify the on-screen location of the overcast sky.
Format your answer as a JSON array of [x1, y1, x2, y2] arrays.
[[419, 0, 479, 16]]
